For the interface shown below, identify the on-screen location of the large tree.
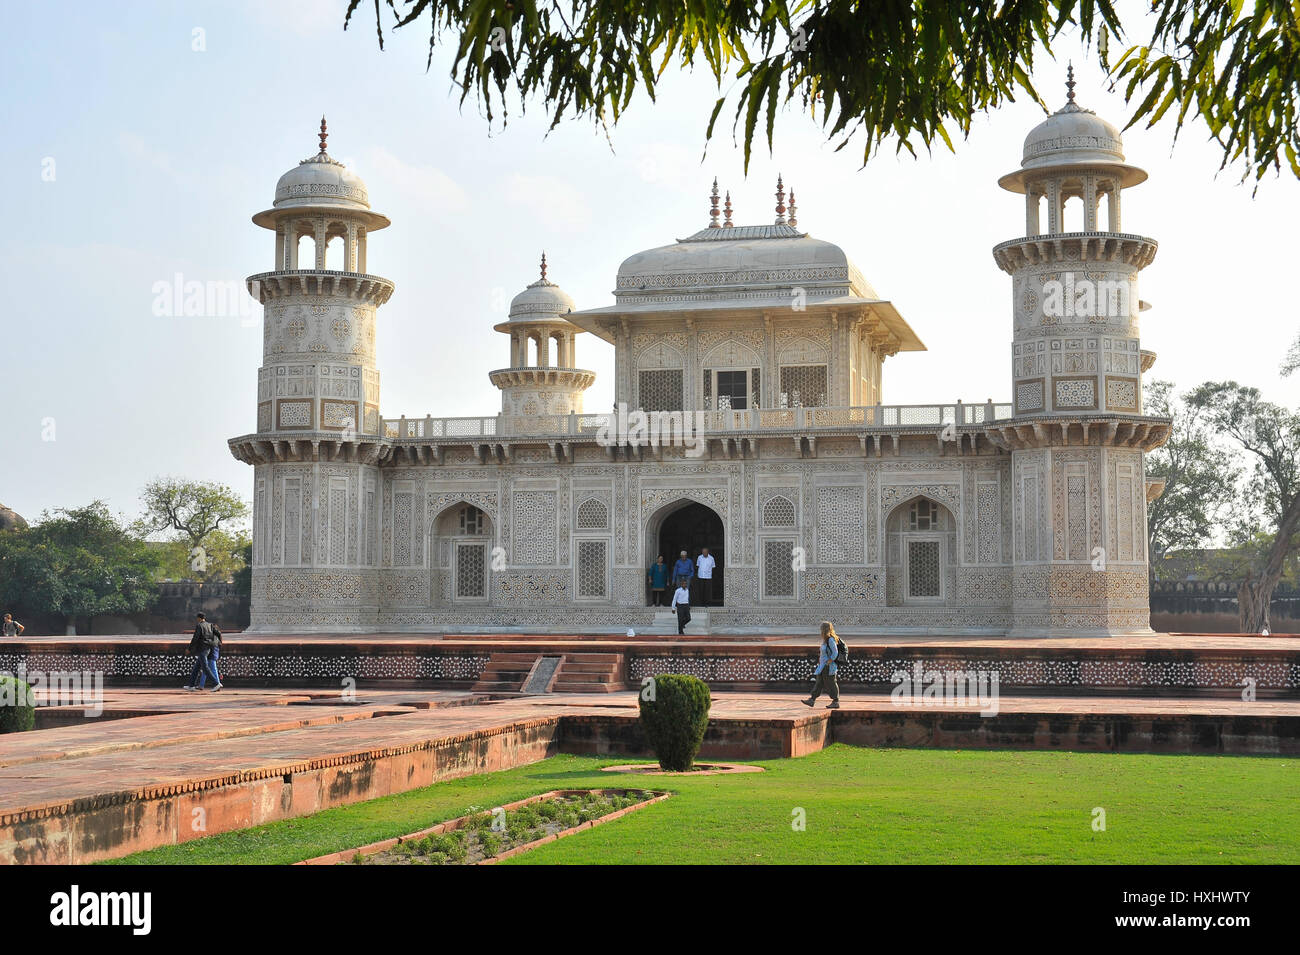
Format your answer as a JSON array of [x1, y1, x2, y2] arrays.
[[344, 0, 1300, 181], [1186, 382, 1300, 632], [136, 477, 249, 579], [153, 528, 252, 584], [0, 503, 162, 635], [1144, 379, 1241, 579]]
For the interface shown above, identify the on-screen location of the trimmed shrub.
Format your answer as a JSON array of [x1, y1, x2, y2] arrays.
[[0, 676, 35, 734], [638, 673, 711, 771]]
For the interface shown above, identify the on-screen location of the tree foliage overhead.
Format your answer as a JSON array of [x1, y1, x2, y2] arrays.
[[345, 0, 1300, 182]]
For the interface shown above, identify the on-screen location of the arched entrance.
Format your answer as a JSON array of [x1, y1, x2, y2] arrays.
[[651, 501, 724, 606]]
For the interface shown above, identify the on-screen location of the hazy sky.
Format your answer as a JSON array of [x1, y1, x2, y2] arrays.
[[2, 0, 1297, 527]]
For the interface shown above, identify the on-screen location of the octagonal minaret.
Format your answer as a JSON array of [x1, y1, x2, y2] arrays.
[[991, 70, 1169, 636], [490, 254, 596, 423], [246, 118, 394, 439], [230, 119, 395, 632]]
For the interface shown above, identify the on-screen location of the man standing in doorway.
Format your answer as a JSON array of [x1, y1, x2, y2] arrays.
[[672, 551, 694, 592], [695, 547, 716, 606]]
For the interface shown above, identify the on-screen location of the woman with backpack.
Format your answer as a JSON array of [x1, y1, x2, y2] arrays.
[[801, 621, 842, 709]]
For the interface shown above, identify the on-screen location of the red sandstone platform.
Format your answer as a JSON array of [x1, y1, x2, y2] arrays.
[[1, 687, 1297, 863]]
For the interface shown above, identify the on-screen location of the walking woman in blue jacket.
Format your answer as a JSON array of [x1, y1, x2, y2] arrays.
[[801, 621, 841, 709]]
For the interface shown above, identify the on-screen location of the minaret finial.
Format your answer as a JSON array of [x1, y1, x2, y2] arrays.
[[775, 174, 786, 225], [1066, 62, 1076, 104], [787, 188, 797, 229], [540, 251, 548, 282], [723, 191, 733, 228], [319, 116, 328, 153], [708, 178, 721, 228]]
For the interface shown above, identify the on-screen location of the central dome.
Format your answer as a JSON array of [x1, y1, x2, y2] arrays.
[[615, 224, 877, 302]]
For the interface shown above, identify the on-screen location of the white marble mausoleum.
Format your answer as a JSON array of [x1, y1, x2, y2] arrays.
[[230, 87, 1171, 635]]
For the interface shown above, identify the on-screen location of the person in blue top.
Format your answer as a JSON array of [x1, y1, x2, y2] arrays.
[[647, 555, 670, 606], [801, 621, 841, 709], [671, 551, 694, 589]]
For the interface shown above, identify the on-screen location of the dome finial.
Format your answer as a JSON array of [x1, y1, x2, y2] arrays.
[[787, 188, 798, 229], [1066, 62, 1076, 105], [539, 250, 548, 282], [775, 174, 787, 224], [723, 190, 734, 228], [319, 116, 328, 154], [708, 178, 721, 228]]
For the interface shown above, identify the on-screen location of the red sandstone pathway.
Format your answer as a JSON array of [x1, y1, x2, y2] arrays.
[[2, 688, 1298, 825]]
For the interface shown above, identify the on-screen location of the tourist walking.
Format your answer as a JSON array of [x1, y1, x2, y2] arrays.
[[2, 613, 23, 637], [671, 550, 694, 589], [801, 621, 841, 709], [670, 579, 692, 635], [695, 547, 716, 606], [184, 612, 224, 691], [647, 555, 670, 607]]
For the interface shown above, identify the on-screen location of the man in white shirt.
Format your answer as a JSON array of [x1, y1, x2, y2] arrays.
[[695, 547, 716, 606], [669, 582, 692, 635]]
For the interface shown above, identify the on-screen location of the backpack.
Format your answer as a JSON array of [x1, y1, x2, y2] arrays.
[[832, 636, 848, 664]]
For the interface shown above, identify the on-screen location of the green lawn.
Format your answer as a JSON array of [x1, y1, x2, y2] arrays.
[[107, 747, 1300, 865]]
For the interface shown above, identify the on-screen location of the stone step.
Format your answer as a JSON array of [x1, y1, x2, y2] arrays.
[[550, 652, 625, 693], [560, 662, 621, 674], [550, 681, 624, 693], [472, 651, 545, 693]]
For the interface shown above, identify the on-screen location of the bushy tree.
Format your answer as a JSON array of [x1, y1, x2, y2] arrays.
[[0, 503, 162, 634], [0, 676, 35, 734], [638, 674, 712, 771]]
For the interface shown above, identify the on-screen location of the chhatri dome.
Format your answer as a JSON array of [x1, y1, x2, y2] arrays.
[[999, 65, 1147, 193], [498, 253, 577, 326], [490, 254, 594, 418], [251, 118, 391, 232]]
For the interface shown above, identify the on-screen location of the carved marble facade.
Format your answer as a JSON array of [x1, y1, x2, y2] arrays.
[[232, 108, 1170, 635]]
